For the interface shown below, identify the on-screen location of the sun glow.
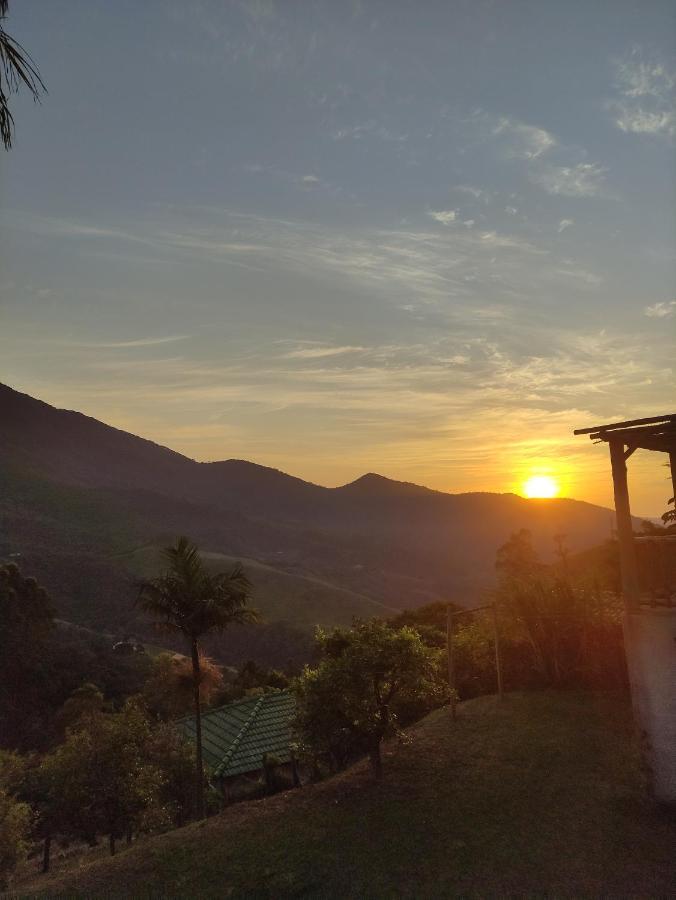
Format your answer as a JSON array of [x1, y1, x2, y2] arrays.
[[523, 475, 559, 499]]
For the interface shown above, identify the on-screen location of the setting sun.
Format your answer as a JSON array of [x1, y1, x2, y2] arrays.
[[523, 475, 560, 499]]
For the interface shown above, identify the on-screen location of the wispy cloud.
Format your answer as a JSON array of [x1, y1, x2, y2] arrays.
[[282, 345, 366, 359], [491, 116, 557, 159], [608, 50, 675, 138], [468, 111, 607, 200], [557, 219, 574, 233], [330, 120, 408, 143], [530, 163, 607, 198], [6, 208, 603, 314], [453, 185, 489, 201], [90, 335, 192, 348], [644, 300, 676, 318], [428, 209, 458, 225]]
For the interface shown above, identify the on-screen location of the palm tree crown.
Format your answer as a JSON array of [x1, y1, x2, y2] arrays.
[[137, 537, 257, 639]]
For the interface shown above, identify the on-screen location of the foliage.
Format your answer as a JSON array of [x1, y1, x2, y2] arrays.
[[143, 652, 224, 720], [40, 700, 165, 856], [0, 563, 56, 747], [0, 787, 30, 889], [495, 530, 625, 688], [137, 536, 257, 818], [215, 659, 290, 704], [294, 619, 446, 778], [137, 537, 257, 643], [145, 722, 199, 828], [0, 599, 152, 751], [390, 601, 539, 700], [18, 693, 676, 898], [53, 683, 105, 738], [0, 0, 45, 150]]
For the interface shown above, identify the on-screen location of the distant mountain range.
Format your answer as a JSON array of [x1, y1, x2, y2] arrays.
[[0, 382, 632, 665]]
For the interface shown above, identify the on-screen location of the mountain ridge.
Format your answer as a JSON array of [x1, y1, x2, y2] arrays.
[[1, 382, 635, 665]]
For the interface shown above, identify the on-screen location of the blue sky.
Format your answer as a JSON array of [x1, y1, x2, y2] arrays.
[[1, 0, 674, 513]]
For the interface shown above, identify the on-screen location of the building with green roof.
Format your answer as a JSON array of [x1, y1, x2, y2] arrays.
[[180, 691, 298, 796]]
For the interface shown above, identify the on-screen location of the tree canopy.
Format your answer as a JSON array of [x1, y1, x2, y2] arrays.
[[294, 619, 446, 779]]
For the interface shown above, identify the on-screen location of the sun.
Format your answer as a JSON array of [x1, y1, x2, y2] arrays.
[[523, 475, 559, 499]]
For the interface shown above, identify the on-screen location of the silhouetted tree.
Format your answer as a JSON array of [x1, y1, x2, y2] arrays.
[[0, 1, 45, 149], [0, 563, 55, 746], [137, 537, 257, 818]]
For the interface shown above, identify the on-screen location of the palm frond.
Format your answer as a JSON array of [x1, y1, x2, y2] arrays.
[[0, 7, 46, 149]]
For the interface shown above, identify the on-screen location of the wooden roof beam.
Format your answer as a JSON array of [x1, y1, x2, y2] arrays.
[[574, 413, 676, 436]]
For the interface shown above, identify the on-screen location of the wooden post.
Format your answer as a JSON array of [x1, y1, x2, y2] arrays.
[[669, 451, 676, 515], [492, 603, 503, 700], [447, 605, 456, 719], [609, 438, 640, 611]]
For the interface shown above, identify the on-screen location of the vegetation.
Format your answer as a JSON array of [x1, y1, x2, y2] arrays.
[[0, 529, 644, 889], [40, 700, 165, 858], [142, 652, 224, 721], [0, 786, 30, 890], [494, 530, 626, 688], [0, 563, 151, 751], [2, 383, 638, 672], [12, 692, 675, 897], [294, 620, 446, 779], [0, 0, 45, 150], [137, 537, 257, 819]]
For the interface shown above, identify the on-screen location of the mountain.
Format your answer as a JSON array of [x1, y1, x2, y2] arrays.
[[0, 382, 633, 664]]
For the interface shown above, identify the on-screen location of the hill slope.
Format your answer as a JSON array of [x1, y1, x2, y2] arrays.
[[1, 382, 640, 663], [14, 691, 675, 898]]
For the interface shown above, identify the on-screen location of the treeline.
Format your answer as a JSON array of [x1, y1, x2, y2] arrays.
[[392, 529, 626, 699]]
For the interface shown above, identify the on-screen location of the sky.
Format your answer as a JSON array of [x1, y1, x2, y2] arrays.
[[1, 0, 675, 516]]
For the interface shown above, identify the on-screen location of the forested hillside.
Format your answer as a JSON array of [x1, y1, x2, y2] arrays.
[[1, 382, 638, 664]]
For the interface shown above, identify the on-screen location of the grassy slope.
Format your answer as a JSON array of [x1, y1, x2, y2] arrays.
[[126, 546, 397, 629], [14, 691, 676, 898]]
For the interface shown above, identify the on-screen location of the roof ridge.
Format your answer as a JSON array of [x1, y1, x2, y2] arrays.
[[214, 694, 266, 778]]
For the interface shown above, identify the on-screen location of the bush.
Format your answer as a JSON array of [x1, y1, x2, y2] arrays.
[[0, 788, 30, 889]]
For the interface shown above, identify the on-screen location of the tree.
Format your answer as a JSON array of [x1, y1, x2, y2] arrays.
[[0, 563, 55, 747], [40, 700, 165, 856], [0, 788, 30, 889], [294, 620, 446, 780], [54, 683, 105, 738], [143, 651, 224, 721], [0, 1, 45, 149], [494, 531, 625, 688], [137, 537, 257, 818], [146, 722, 198, 828]]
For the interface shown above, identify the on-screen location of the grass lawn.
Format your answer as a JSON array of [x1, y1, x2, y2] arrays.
[[12, 691, 676, 898]]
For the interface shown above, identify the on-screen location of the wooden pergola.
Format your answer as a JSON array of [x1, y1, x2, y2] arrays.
[[574, 414, 676, 611]]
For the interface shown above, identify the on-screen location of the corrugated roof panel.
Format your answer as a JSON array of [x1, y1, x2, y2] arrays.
[[179, 691, 296, 780]]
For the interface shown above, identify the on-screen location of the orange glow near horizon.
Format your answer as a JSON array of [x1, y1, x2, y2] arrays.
[[522, 475, 560, 499]]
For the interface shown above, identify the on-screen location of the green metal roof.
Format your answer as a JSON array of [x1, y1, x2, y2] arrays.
[[180, 691, 296, 779]]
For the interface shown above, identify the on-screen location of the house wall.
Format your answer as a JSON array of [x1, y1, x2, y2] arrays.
[[624, 608, 676, 804]]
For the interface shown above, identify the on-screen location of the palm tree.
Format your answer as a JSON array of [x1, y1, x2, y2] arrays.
[[137, 537, 257, 819], [1, 1, 45, 149]]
